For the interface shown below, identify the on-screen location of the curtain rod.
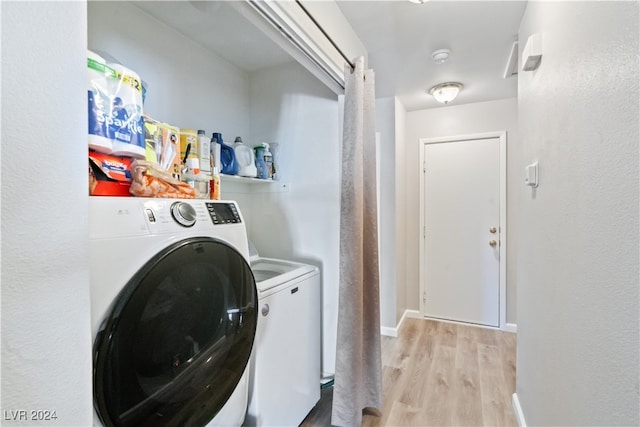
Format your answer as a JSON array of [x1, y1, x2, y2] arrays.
[[245, 0, 346, 89], [294, 0, 356, 72]]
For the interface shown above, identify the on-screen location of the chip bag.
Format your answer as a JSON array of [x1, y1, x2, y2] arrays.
[[129, 160, 197, 198]]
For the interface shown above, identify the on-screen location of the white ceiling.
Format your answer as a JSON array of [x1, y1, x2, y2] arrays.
[[132, 1, 527, 112], [131, 1, 293, 71], [336, 1, 527, 111]]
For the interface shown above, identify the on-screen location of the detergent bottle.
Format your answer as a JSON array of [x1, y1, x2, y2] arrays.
[[233, 137, 257, 178], [212, 132, 238, 175]]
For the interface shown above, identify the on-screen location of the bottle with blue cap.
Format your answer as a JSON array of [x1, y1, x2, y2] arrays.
[[212, 132, 238, 175]]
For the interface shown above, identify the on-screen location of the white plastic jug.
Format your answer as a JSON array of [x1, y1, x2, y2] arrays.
[[233, 137, 257, 178]]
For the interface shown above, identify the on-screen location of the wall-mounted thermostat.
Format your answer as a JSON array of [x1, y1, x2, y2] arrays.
[[525, 161, 539, 187]]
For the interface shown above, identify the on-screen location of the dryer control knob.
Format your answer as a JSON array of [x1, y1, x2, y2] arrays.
[[171, 202, 197, 227]]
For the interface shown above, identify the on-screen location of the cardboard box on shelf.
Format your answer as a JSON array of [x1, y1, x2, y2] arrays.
[[89, 150, 132, 196], [144, 115, 162, 165]]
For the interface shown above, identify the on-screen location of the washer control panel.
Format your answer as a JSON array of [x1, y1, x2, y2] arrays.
[[170, 201, 197, 227], [206, 202, 242, 225], [142, 200, 241, 230]]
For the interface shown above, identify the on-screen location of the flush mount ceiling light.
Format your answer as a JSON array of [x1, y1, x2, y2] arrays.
[[431, 49, 451, 64], [428, 82, 463, 104], [408, 0, 428, 4]]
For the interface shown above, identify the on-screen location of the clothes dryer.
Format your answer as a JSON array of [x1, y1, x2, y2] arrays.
[[245, 243, 321, 427], [89, 197, 257, 427]]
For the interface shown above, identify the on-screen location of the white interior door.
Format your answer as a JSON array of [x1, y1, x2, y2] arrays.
[[422, 137, 501, 327]]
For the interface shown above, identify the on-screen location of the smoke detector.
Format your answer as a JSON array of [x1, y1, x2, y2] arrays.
[[432, 49, 451, 64]]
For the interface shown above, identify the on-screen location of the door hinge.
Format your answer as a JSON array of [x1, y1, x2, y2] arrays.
[[423, 161, 426, 173], [423, 290, 427, 305], [423, 226, 426, 239]]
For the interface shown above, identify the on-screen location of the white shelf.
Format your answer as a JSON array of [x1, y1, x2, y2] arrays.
[[219, 174, 290, 193], [220, 174, 277, 184]]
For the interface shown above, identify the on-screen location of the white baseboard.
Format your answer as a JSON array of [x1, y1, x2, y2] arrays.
[[404, 309, 422, 319], [390, 311, 517, 335], [503, 322, 517, 333], [512, 393, 527, 427], [380, 326, 397, 337], [381, 310, 421, 337], [398, 309, 421, 331]]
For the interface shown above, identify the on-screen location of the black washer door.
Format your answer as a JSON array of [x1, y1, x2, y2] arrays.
[[94, 237, 257, 427]]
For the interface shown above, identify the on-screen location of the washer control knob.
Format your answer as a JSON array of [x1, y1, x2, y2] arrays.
[[171, 202, 197, 227], [261, 304, 270, 317]]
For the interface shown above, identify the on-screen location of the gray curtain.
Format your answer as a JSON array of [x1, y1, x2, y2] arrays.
[[331, 56, 382, 427]]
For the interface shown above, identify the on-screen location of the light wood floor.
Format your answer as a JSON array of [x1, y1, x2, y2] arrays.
[[301, 318, 517, 427]]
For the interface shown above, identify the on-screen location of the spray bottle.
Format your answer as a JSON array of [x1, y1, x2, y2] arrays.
[[262, 143, 273, 179], [254, 143, 266, 179]]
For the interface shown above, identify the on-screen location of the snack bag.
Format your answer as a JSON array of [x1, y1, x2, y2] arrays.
[[129, 160, 197, 198]]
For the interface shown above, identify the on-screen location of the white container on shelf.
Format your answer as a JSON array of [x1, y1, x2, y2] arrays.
[[198, 130, 211, 174], [233, 137, 257, 178]]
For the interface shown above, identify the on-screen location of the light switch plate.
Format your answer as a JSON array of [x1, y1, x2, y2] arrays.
[[525, 162, 539, 187]]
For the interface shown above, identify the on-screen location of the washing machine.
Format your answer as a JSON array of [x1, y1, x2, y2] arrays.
[[89, 197, 257, 427], [245, 244, 321, 427]]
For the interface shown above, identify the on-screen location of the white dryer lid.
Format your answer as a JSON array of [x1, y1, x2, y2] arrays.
[[248, 240, 260, 263]]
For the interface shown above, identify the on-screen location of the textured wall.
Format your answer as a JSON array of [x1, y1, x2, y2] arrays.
[[375, 97, 398, 330], [516, 2, 639, 425], [405, 98, 519, 324], [247, 61, 340, 376], [1, 2, 93, 425], [394, 99, 408, 325]]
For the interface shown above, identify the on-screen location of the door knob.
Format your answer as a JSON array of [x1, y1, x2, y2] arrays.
[[489, 227, 497, 233], [489, 240, 497, 247]]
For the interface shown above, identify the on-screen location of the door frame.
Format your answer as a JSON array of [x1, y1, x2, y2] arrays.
[[418, 131, 507, 330]]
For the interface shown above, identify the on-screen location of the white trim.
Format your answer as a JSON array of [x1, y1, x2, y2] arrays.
[[380, 326, 397, 337], [499, 132, 508, 330], [504, 322, 518, 333], [404, 309, 422, 319], [423, 315, 500, 331], [400, 311, 516, 334], [382, 309, 421, 337], [512, 393, 527, 427], [418, 131, 508, 329]]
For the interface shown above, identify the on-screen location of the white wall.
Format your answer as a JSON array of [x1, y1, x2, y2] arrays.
[[245, 61, 341, 377], [405, 98, 519, 324], [375, 97, 397, 330], [372, 96, 409, 332], [88, 1, 251, 138], [516, 2, 639, 425], [394, 99, 408, 325], [1, 2, 93, 425]]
